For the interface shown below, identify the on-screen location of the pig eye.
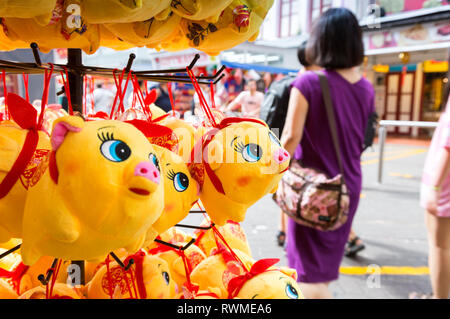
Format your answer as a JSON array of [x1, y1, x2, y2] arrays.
[[242, 143, 263, 163], [285, 283, 299, 299], [168, 170, 189, 192], [162, 271, 170, 285], [149, 153, 160, 172], [269, 131, 281, 146], [100, 140, 131, 162]]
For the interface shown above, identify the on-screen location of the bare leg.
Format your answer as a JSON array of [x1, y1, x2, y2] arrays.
[[280, 210, 287, 234], [298, 282, 333, 299], [425, 212, 450, 299]]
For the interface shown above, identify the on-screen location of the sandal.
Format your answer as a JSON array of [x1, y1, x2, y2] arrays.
[[409, 292, 434, 299], [345, 236, 365, 257], [276, 231, 286, 247]]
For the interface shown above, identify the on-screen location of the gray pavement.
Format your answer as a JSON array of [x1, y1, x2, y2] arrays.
[[181, 140, 435, 299]]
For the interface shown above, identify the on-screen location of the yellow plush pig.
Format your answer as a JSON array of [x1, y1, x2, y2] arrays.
[[87, 251, 176, 299], [126, 119, 199, 243], [148, 239, 206, 290], [189, 245, 254, 299], [19, 283, 84, 299], [21, 116, 164, 265], [150, 145, 199, 240], [0, 94, 51, 244], [195, 220, 251, 257], [104, 11, 181, 48], [82, 0, 171, 23], [180, 0, 274, 56], [227, 259, 303, 299], [170, 0, 233, 21], [190, 246, 302, 299], [190, 117, 290, 226]]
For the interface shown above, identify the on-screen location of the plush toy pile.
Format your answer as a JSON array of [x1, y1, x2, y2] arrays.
[[0, 0, 274, 55], [0, 66, 301, 299]]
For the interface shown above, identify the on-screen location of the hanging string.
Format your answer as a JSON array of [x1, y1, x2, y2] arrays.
[[2, 70, 9, 120], [89, 76, 95, 115], [83, 75, 87, 116], [38, 63, 54, 130], [130, 73, 151, 119], [104, 255, 114, 299], [167, 82, 176, 117], [110, 68, 132, 119], [60, 67, 73, 116], [186, 67, 217, 127], [210, 81, 216, 109], [22, 74, 29, 103]]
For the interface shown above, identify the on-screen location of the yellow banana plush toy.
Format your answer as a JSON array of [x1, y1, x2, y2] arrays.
[[21, 116, 164, 265]]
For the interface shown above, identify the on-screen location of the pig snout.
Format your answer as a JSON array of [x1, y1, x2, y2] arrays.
[[274, 149, 290, 164], [134, 161, 160, 184]]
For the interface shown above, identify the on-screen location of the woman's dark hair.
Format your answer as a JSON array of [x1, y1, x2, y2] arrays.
[[297, 41, 311, 67], [306, 8, 364, 69]]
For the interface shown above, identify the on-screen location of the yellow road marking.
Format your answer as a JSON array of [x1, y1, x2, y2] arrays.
[[361, 149, 427, 166], [340, 266, 430, 275], [389, 172, 414, 179], [361, 149, 415, 159]]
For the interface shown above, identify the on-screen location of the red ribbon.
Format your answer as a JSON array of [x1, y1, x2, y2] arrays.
[[227, 258, 280, 299], [0, 262, 30, 294]]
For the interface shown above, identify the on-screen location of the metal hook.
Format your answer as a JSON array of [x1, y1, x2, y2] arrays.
[[30, 43, 42, 66], [175, 223, 215, 230], [37, 258, 58, 285], [188, 54, 200, 70], [109, 252, 134, 270], [0, 244, 21, 260], [125, 53, 136, 73]]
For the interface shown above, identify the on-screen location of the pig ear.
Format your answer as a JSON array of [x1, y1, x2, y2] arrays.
[[51, 116, 84, 151], [279, 267, 298, 281]]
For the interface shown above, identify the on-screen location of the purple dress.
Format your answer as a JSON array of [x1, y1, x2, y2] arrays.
[[286, 70, 375, 283]]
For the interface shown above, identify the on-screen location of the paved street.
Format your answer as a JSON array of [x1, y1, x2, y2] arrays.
[[181, 138, 435, 299]]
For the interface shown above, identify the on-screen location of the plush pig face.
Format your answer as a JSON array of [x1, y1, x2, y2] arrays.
[[21, 116, 164, 265], [150, 146, 199, 240], [195, 121, 290, 225], [232, 267, 303, 299], [87, 253, 176, 299]]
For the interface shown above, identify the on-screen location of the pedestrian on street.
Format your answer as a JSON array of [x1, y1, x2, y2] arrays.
[[418, 54, 450, 299], [224, 79, 264, 118], [279, 8, 375, 299], [93, 83, 115, 115], [277, 40, 322, 248]]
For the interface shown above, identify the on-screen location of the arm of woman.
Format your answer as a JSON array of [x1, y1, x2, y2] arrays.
[[280, 87, 309, 157], [424, 143, 450, 215]]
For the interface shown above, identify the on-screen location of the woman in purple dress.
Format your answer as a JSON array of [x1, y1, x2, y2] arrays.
[[280, 8, 375, 298]]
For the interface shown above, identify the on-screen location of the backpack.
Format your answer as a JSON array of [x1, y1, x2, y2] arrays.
[[260, 75, 296, 136]]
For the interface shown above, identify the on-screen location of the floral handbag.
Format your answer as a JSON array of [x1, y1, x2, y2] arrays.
[[273, 72, 350, 232]]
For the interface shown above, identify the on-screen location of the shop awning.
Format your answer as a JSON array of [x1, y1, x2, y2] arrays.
[[220, 60, 299, 75]]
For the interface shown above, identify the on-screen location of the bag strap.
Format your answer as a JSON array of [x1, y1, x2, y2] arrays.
[[315, 71, 345, 179]]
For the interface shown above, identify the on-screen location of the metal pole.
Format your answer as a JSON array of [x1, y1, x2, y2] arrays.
[[67, 49, 85, 285], [67, 48, 83, 114], [378, 125, 387, 184]]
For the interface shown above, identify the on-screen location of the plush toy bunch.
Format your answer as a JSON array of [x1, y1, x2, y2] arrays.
[[0, 63, 300, 299], [0, 0, 274, 55]]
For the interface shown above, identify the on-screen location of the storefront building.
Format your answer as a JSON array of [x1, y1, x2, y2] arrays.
[[359, 1, 450, 137]]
